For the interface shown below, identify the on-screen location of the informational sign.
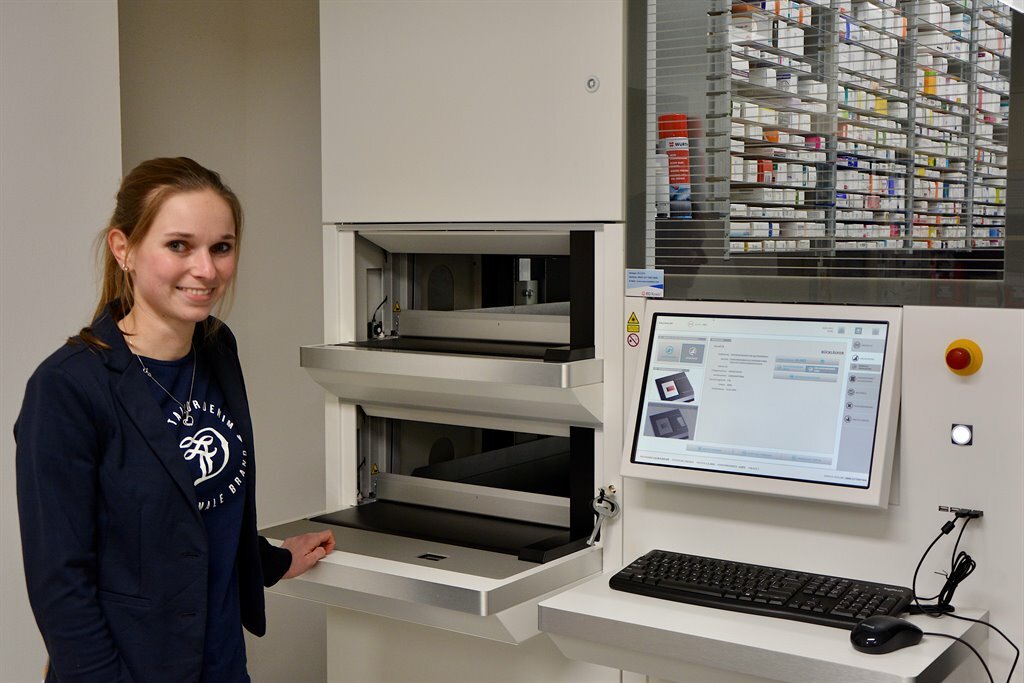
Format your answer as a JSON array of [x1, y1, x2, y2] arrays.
[[626, 269, 665, 298]]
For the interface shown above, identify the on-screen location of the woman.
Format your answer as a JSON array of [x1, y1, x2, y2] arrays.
[[15, 157, 335, 682]]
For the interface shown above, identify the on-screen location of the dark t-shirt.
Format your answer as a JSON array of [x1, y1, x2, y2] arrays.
[[139, 349, 250, 682]]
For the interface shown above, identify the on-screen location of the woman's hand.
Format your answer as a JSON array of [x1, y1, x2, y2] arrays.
[[281, 530, 336, 579]]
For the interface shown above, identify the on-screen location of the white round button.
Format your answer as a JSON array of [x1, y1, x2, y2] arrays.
[[951, 424, 973, 446]]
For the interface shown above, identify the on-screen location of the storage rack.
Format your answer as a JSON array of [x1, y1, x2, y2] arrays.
[[647, 0, 1011, 277]]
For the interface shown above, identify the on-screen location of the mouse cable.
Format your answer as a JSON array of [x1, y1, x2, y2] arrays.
[[918, 631, 993, 683], [940, 613, 1020, 683], [911, 515, 1020, 683]]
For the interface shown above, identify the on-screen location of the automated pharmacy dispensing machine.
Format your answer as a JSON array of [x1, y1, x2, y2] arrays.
[[262, 223, 624, 642]]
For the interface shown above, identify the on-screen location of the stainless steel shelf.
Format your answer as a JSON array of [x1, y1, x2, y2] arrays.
[[301, 344, 604, 426], [263, 517, 602, 643]]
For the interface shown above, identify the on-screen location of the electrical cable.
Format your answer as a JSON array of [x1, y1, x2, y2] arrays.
[[367, 296, 388, 338], [919, 631, 993, 683], [911, 519, 955, 611], [942, 613, 1020, 683], [910, 514, 1020, 683], [371, 295, 388, 321], [912, 516, 973, 614]]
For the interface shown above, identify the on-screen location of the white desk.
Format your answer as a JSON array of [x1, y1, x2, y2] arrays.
[[539, 572, 988, 683]]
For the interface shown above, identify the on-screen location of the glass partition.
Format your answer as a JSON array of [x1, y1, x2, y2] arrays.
[[633, 0, 1022, 306]]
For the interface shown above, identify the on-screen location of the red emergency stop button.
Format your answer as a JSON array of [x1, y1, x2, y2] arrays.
[[946, 347, 971, 370], [945, 339, 983, 376]]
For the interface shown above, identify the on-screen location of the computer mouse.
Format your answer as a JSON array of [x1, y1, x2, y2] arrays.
[[850, 615, 923, 654]]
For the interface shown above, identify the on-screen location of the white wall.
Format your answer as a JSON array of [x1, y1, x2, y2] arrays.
[[1, 1, 325, 680], [118, 1, 326, 680], [1, 2, 123, 679]]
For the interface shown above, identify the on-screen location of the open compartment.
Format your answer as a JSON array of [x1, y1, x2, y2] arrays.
[[300, 226, 604, 426], [262, 413, 602, 642]]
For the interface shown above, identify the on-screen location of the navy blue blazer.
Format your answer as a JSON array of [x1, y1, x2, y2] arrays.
[[16, 309, 292, 683]]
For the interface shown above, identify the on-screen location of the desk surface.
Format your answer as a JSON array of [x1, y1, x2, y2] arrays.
[[539, 572, 988, 683]]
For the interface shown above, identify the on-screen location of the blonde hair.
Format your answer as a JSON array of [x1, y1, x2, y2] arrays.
[[78, 157, 243, 348]]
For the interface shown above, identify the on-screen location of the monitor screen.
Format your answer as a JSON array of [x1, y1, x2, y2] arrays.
[[622, 301, 902, 507]]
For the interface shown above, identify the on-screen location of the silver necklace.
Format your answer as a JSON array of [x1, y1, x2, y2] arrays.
[[129, 341, 197, 426]]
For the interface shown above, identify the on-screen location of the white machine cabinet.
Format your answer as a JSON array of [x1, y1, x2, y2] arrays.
[[295, 3, 628, 678], [260, 220, 626, 680], [319, 0, 624, 224]]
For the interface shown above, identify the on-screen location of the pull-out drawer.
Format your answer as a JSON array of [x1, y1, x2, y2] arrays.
[[262, 515, 601, 643], [301, 343, 603, 426]]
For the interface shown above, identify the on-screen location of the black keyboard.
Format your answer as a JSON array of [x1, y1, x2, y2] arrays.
[[609, 550, 914, 630]]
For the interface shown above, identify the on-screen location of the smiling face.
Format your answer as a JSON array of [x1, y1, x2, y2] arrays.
[[111, 188, 237, 346]]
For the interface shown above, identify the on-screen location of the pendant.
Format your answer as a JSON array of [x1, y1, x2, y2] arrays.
[[183, 412, 195, 427]]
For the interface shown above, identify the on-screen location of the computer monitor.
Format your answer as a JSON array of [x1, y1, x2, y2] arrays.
[[621, 300, 902, 508]]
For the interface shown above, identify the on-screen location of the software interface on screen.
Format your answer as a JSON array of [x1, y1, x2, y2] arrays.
[[632, 312, 891, 489]]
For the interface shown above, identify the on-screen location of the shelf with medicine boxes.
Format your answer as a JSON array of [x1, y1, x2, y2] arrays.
[[839, 14, 909, 43], [913, 86, 973, 110], [979, 0, 1012, 19], [912, 99, 972, 120], [912, 130, 970, 148], [914, 111, 971, 131], [976, 41, 1010, 58], [927, 0, 972, 11], [974, 141, 1008, 155], [835, 188, 908, 200], [736, 130, 823, 149], [975, 81, 1009, 97], [838, 106, 908, 130], [836, 137, 908, 157], [976, 108, 1009, 124], [733, 2, 816, 24], [973, 168, 1008, 180], [839, 118, 909, 137], [645, 0, 1012, 264], [976, 62, 1010, 80], [973, 164, 1008, 179], [840, 146, 911, 163], [914, 77, 971, 104], [837, 161, 907, 178], [852, 0, 903, 12], [835, 212, 908, 222], [731, 52, 821, 81], [914, 18, 973, 45], [732, 80, 827, 109], [840, 34, 902, 60], [908, 207, 966, 217], [915, 42, 973, 65], [912, 173, 969, 186], [839, 82, 910, 106], [734, 137, 830, 154], [836, 82, 910, 108], [838, 67, 903, 90], [981, 17, 1012, 36]]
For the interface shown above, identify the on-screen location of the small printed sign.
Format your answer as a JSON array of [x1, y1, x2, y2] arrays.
[[627, 312, 640, 333], [626, 269, 665, 298], [627, 333, 640, 347]]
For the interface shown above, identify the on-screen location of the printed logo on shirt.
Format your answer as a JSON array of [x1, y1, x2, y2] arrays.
[[181, 427, 230, 485], [167, 398, 248, 512]]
